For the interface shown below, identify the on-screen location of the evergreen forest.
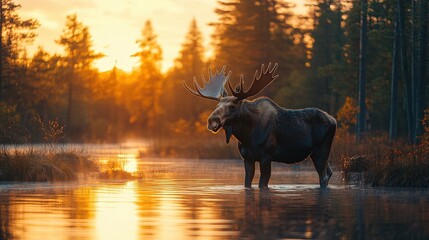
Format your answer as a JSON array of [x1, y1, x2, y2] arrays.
[[0, 0, 428, 144]]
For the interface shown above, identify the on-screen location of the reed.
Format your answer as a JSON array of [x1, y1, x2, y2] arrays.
[[0, 148, 98, 182]]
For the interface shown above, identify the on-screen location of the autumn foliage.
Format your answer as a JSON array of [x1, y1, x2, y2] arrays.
[[336, 97, 358, 132]]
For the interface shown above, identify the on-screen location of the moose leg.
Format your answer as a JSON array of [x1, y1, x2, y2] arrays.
[[327, 163, 333, 177], [310, 150, 331, 188], [244, 160, 255, 188], [310, 133, 335, 188], [258, 160, 271, 189]]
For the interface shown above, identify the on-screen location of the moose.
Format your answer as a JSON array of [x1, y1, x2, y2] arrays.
[[183, 63, 337, 189]]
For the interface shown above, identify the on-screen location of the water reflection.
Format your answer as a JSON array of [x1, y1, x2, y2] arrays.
[[1, 158, 429, 239], [0, 183, 97, 239], [95, 181, 138, 240], [136, 180, 238, 239]]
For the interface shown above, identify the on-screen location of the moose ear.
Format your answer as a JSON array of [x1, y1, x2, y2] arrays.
[[224, 124, 232, 144]]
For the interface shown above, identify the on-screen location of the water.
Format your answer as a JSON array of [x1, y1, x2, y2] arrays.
[[1, 146, 429, 239]]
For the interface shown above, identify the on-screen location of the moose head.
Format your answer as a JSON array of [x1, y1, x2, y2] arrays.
[[183, 63, 279, 142]]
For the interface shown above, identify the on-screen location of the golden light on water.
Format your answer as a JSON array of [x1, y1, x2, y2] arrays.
[[13, 204, 70, 240], [2, 141, 427, 239], [156, 192, 187, 239], [95, 181, 139, 240]]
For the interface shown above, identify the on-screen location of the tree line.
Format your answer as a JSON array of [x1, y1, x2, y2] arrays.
[[0, 0, 428, 143]]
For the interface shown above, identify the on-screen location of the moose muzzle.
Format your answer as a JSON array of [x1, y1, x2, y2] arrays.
[[207, 115, 223, 133]]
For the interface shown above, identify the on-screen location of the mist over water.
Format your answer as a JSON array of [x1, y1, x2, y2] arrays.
[[1, 145, 428, 239]]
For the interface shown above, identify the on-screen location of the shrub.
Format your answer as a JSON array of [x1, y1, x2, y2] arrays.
[[339, 131, 429, 188]]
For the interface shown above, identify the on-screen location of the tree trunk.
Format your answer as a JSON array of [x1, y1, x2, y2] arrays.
[[66, 57, 75, 136], [66, 74, 73, 134], [390, 0, 401, 141], [0, 0, 3, 103], [411, 0, 418, 137], [415, 0, 428, 142], [398, 0, 414, 143], [357, 0, 368, 143]]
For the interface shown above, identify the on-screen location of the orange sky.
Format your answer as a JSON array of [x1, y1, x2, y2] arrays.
[[18, 0, 307, 73]]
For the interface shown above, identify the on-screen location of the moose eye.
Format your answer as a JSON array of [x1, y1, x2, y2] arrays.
[[228, 105, 235, 111]]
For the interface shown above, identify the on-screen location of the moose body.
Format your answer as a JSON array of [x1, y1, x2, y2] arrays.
[[183, 63, 336, 188], [223, 97, 336, 188]]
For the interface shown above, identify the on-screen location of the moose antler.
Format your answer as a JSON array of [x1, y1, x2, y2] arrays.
[[183, 65, 231, 101], [228, 63, 279, 100]]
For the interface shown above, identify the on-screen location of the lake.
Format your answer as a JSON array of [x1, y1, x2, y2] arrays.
[[1, 144, 429, 239]]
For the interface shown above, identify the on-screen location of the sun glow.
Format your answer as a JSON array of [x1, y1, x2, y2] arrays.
[[19, 0, 218, 74], [118, 154, 139, 173], [95, 52, 139, 73], [19, 0, 308, 74]]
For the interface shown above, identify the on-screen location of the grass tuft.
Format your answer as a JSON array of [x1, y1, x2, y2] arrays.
[[0, 148, 98, 182], [98, 170, 136, 180]]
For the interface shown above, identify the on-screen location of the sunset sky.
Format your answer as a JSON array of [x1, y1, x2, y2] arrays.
[[18, 0, 307, 73]]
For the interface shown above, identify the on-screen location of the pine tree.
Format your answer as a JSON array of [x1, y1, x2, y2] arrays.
[[211, 0, 297, 96], [356, 0, 368, 142], [130, 20, 163, 132], [27, 48, 65, 118], [168, 18, 207, 123], [397, 0, 414, 142], [57, 14, 103, 137], [0, 0, 39, 103], [307, 0, 344, 113], [414, 0, 428, 143], [175, 18, 205, 74], [0, 0, 39, 142], [389, 0, 401, 141]]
